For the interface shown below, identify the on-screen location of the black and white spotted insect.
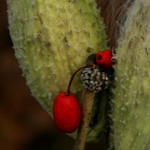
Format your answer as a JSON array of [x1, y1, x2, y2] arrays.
[[80, 67, 109, 92]]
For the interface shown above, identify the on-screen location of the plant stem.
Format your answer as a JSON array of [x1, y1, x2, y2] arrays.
[[74, 88, 95, 150]]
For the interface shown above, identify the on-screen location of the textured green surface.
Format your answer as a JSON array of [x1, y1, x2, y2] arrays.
[[111, 0, 150, 149], [7, 0, 107, 141]]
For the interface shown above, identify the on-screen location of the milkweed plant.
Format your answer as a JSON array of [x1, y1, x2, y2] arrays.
[[7, 0, 150, 149]]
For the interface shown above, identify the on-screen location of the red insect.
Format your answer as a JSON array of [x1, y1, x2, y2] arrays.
[[53, 67, 85, 133], [96, 49, 112, 68], [53, 92, 81, 133]]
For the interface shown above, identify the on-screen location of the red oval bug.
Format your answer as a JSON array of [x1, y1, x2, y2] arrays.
[[53, 66, 86, 133], [96, 49, 112, 68], [53, 92, 81, 133]]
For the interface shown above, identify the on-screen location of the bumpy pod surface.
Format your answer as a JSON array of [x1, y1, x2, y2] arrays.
[[7, 0, 107, 113], [111, 0, 150, 149], [7, 0, 107, 140]]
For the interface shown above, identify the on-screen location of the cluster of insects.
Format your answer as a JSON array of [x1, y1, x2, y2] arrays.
[[53, 49, 114, 133]]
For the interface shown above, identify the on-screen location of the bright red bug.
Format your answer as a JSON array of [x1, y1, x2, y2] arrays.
[[53, 92, 81, 133], [96, 49, 112, 68], [53, 67, 86, 133]]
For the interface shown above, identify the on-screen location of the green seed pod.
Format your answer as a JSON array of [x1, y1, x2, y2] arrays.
[[7, 0, 107, 140], [111, 0, 150, 149]]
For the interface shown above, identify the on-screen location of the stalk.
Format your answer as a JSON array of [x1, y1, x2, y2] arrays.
[[74, 89, 95, 150]]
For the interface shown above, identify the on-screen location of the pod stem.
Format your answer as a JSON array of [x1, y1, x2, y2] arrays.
[[74, 88, 95, 150], [66, 66, 87, 96]]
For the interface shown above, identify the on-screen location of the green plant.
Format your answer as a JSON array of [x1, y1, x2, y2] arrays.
[[7, 0, 150, 149], [111, 0, 150, 149], [7, 0, 107, 146]]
